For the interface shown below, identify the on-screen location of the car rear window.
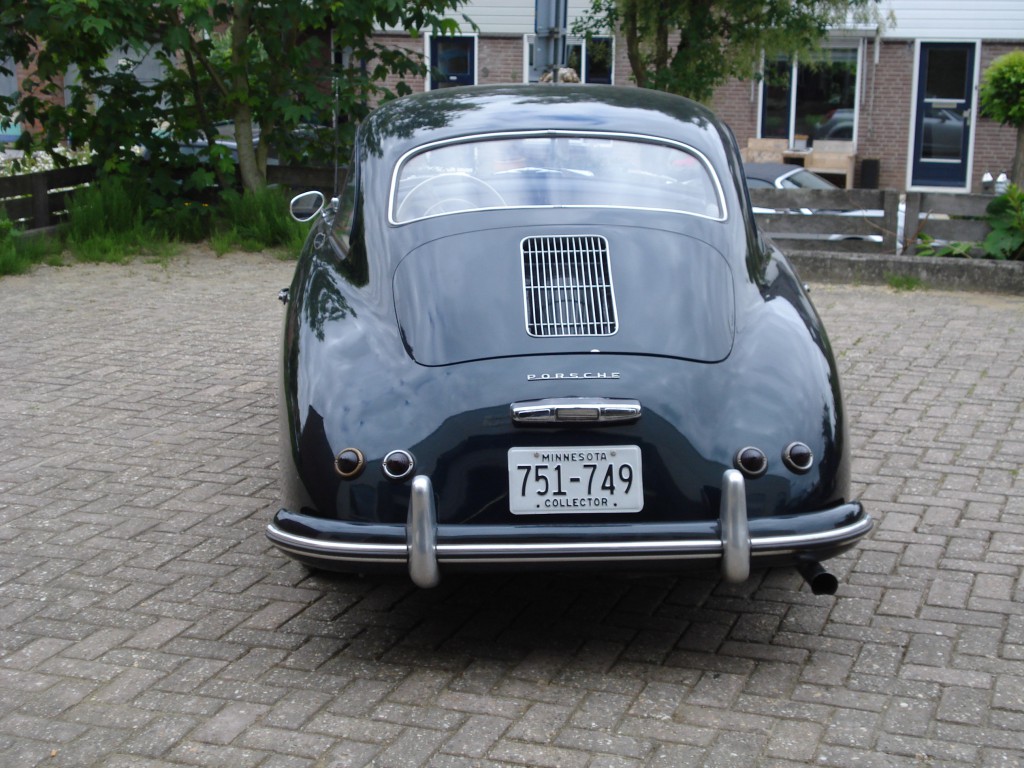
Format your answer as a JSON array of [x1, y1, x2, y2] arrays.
[[391, 134, 725, 223]]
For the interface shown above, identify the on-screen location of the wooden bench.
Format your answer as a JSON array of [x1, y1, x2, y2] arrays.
[[804, 140, 856, 189], [741, 138, 787, 163]]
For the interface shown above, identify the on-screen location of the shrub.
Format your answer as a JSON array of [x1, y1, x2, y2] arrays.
[[65, 176, 152, 263], [915, 235, 977, 259], [0, 208, 22, 275], [151, 200, 215, 243], [983, 183, 1024, 260], [214, 186, 306, 256], [979, 51, 1024, 186], [8, 163, 305, 268], [915, 184, 1024, 260], [0, 207, 64, 276]]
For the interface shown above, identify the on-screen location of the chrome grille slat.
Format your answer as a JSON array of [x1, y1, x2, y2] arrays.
[[522, 235, 617, 338]]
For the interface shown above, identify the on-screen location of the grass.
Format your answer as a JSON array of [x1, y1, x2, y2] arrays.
[[65, 177, 153, 264], [211, 187, 307, 256], [1, 178, 304, 277], [885, 273, 923, 291], [0, 209, 64, 275]]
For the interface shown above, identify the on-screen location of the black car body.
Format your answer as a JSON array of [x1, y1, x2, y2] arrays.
[[268, 85, 872, 593]]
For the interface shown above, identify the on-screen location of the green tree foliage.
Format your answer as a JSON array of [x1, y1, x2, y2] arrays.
[[573, 0, 884, 103], [979, 50, 1024, 186], [0, 0, 466, 195], [983, 183, 1024, 259]]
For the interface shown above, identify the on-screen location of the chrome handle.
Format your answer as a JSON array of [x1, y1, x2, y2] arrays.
[[511, 398, 641, 425]]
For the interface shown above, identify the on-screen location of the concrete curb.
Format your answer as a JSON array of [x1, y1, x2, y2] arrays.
[[788, 250, 1024, 294]]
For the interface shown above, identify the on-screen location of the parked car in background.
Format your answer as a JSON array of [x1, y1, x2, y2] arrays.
[[808, 106, 963, 159], [268, 85, 873, 594], [811, 108, 854, 141], [744, 162, 840, 193], [744, 161, 903, 245], [144, 122, 333, 167]]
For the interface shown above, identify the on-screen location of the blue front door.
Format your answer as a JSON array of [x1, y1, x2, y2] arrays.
[[911, 42, 975, 188]]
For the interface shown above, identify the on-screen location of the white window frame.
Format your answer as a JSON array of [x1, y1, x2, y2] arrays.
[[522, 35, 615, 84], [756, 39, 865, 150], [904, 38, 980, 194], [425, 33, 479, 90]]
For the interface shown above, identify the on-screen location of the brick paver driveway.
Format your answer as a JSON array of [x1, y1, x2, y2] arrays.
[[1, 250, 1022, 767]]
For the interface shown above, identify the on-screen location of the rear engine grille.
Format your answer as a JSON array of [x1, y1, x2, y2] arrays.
[[521, 235, 617, 337]]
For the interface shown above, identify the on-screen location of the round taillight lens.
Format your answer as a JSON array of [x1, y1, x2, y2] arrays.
[[783, 442, 814, 474], [382, 449, 415, 481], [734, 447, 768, 478], [334, 448, 365, 479]]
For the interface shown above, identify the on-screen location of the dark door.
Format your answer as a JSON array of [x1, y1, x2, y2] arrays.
[[911, 42, 975, 188]]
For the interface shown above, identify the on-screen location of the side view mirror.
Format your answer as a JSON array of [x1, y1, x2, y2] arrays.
[[289, 190, 326, 222]]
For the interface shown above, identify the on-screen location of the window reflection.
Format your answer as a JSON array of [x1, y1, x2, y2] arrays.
[[921, 108, 964, 160], [761, 49, 858, 146], [392, 136, 723, 223]]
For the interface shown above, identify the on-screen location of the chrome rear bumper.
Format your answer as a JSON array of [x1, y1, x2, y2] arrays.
[[267, 470, 872, 588]]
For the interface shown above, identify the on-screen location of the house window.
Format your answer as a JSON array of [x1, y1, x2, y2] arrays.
[[566, 37, 613, 84], [761, 47, 858, 146], [526, 36, 614, 83], [431, 36, 476, 89]]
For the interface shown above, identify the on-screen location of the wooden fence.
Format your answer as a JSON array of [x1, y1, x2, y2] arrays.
[[749, 188, 997, 256], [0, 164, 337, 232], [0, 164, 1003, 255], [0, 165, 96, 231]]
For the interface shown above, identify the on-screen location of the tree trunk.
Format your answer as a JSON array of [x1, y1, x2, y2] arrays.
[[230, 0, 265, 192], [1013, 123, 1024, 188], [622, 1, 646, 88]]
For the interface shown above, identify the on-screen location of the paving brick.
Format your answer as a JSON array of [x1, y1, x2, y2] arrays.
[[374, 702, 468, 731], [488, 739, 591, 768], [189, 701, 270, 745], [2, 257, 1023, 767], [441, 713, 512, 757], [937, 686, 991, 725]]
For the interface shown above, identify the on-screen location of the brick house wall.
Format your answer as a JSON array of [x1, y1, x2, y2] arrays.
[[375, 34, 427, 96], [853, 38, 917, 190], [973, 42, 1020, 189], [253, 30, 1024, 193], [378, 30, 1018, 193], [375, 34, 522, 93], [378, 33, 633, 89], [7, 57, 65, 138], [708, 79, 758, 155], [855, 39, 1018, 192], [478, 36, 522, 84], [714, 39, 1020, 192]]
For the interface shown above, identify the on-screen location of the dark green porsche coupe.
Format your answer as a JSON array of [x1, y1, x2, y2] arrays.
[[268, 85, 872, 594]]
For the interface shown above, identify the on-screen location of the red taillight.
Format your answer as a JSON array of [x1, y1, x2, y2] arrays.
[[783, 442, 814, 474], [734, 447, 768, 478], [382, 449, 416, 481], [334, 448, 365, 479]]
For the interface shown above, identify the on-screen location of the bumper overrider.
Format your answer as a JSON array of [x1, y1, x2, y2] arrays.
[[267, 469, 872, 592]]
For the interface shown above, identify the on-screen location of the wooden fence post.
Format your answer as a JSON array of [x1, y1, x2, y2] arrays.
[[882, 190, 900, 254], [901, 193, 921, 255], [30, 171, 50, 229]]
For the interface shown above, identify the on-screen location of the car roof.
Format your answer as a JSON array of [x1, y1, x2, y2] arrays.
[[359, 85, 735, 167], [742, 162, 803, 183]]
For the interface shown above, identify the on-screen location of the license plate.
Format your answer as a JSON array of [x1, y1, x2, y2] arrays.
[[508, 446, 643, 514]]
